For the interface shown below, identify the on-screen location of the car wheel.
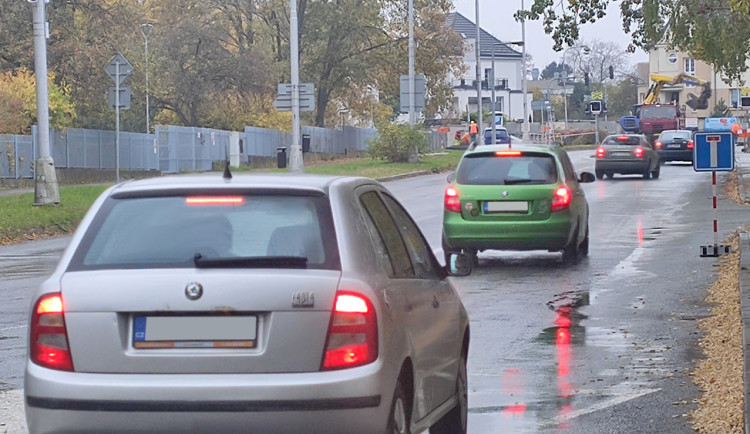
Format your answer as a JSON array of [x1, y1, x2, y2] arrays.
[[642, 164, 650, 179], [579, 225, 589, 257], [463, 249, 479, 266], [595, 169, 604, 180], [651, 164, 660, 179], [605, 172, 613, 179], [561, 230, 579, 265], [442, 234, 456, 266], [387, 380, 411, 434], [430, 348, 468, 434]]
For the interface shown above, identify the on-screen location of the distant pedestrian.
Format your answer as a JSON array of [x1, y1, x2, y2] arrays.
[[469, 121, 478, 143]]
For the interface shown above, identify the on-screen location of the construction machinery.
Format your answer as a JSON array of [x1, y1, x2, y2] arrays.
[[620, 73, 712, 142]]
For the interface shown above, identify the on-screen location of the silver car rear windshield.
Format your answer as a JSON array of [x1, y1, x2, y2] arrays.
[[68, 192, 340, 271], [456, 152, 558, 185]]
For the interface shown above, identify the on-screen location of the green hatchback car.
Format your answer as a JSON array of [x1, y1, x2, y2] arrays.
[[442, 143, 595, 265]]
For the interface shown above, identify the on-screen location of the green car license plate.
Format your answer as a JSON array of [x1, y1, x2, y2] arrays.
[[484, 201, 528, 213]]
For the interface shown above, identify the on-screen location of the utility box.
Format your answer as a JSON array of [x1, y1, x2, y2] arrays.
[[302, 134, 310, 153]]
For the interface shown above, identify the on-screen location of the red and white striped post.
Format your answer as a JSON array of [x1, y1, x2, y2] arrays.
[[711, 170, 719, 256]]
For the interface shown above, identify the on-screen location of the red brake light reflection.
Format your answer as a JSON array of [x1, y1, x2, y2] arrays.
[[186, 196, 244, 205]]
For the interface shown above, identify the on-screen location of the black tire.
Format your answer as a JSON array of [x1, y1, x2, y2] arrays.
[[642, 163, 650, 179], [651, 163, 660, 179], [386, 380, 411, 434], [595, 169, 604, 180], [442, 234, 456, 266], [561, 230, 579, 265], [430, 349, 468, 434], [463, 249, 479, 266], [579, 225, 589, 257], [605, 172, 613, 179]]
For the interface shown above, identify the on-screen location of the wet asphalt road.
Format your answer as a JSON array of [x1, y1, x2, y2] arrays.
[[1, 149, 748, 433]]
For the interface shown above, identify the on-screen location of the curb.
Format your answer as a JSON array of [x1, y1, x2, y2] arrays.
[[375, 170, 434, 183], [739, 232, 750, 434]]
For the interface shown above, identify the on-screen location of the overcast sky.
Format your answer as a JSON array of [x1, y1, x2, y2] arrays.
[[451, 0, 649, 72]]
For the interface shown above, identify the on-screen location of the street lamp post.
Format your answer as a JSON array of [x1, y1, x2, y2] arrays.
[[560, 45, 588, 131], [30, 0, 59, 205], [520, 0, 529, 141], [141, 23, 153, 134], [475, 0, 483, 138]]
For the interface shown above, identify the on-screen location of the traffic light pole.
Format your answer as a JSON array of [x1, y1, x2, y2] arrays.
[[594, 113, 600, 145]]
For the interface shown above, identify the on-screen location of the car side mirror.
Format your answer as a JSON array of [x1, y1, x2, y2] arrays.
[[446, 172, 454, 183], [446, 252, 472, 276], [578, 171, 596, 183]]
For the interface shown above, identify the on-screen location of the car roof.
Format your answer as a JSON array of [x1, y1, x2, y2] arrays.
[[107, 173, 373, 197], [659, 129, 692, 134], [464, 142, 561, 155]]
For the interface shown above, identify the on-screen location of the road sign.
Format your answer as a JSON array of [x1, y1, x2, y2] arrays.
[[273, 93, 315, 112], [531, 100, 551, 110], [591, 91, 603, 100], [399, 74, 425, 113], [277, 83, 315, 95], [694, 132, 734, 172], [105, 53, 133, 85], [108, 86, 131, 110]]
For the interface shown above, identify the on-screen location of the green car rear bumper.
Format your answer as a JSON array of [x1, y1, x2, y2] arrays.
[[443, 211, 575, 252]]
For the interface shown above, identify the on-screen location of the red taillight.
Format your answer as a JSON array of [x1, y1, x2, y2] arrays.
[[596, 147, 605, 158], [617, 136, 629, 141], [30, 293, 73, 371], [634, 147, 645, 158], [551, 186, 571, 212], [185, 196, 245, 205], [322, 292, 378, 370], [655, 141, 662, 149], [687, 140, 694, 149], [445, 186, 461, 213]]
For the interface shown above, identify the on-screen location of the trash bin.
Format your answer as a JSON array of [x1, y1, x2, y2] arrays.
[[302, 134, 311, 153], [277, 147, 287, 169]]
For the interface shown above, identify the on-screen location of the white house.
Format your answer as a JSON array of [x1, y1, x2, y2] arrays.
[[446, 12, 532, 122]]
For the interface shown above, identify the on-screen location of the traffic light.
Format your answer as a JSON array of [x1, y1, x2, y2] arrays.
[[589, 100, 602, 115], [584, 72, 590, 87], [609, 66, 614, 80]]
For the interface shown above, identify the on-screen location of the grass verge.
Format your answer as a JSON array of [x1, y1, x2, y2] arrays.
[[0, 151, 464, 244]]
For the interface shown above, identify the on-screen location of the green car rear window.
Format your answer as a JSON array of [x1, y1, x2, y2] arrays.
[[456, 152, 558, 185]]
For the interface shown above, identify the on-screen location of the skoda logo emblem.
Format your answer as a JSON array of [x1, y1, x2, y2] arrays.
[[185, 282, 203, 300], [502, 191, 509, 197]]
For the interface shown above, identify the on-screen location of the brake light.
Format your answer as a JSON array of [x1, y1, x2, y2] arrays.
[[551, 186, 571, 212], [596, 147, 606, 158], [185, 196, 244, 205], [617, 136, 629, 141], [634, 147, 645, 158], [495, 150, 522, 157], [687, 140, 694, 149], [655, 141, 662, 149], [322, 292, 378, 370], [445, 187, 461, 213], [30, 293, 73, 371]]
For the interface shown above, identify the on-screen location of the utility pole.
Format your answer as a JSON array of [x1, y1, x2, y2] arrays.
[[475, 0, 483, 137], [141, 23, 153, 134], [521, 0, 529, 141], [288, 0, 303, 172], [30, 0, 59, 205], [491, 49, 496, 144], [408, 0, 415, 126]]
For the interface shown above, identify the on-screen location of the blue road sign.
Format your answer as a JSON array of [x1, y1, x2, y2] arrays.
[[694, 132, 734, 172]]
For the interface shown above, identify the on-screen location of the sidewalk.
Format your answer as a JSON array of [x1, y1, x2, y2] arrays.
[[734, 146, 750, 434]]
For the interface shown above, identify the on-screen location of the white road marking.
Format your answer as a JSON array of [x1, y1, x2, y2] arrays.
[[547, 387, 660, 426]]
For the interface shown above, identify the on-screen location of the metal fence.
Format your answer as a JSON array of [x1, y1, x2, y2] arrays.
[[2, 124, 449, 178]]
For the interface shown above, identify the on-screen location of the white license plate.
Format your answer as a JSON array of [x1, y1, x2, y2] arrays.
[[667, 143, 681, 148], [612, 151, 632, 157], [133, 315, 257, 349], [484, 201, 528, 213]]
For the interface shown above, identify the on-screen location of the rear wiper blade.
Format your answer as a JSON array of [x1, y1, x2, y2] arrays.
[[504, 179, 535, 185], [194, 254, 307, 269]]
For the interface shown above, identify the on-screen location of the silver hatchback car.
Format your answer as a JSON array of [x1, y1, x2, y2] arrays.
[[24, 173, 472, 434]]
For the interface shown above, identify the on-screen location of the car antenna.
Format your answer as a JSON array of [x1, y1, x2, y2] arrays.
[[222, 143, 232, 180]]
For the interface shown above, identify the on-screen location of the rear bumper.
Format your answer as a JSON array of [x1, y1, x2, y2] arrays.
[[595, 159, 650, 175], [443, 212, 573, 252], [25, 360, 389, 434], [657, 149, 692, 162]]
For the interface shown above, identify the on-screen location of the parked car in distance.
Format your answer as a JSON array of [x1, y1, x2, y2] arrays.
[[483, 127, 511, 145], [24, 173, 473, 434], [595, 134, 661, 180], [442, 143, 595, 266], [654, 129, 694, 163]]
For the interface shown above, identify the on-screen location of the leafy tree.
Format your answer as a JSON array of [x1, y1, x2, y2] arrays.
[[711, 98, 732, 117], [540, 61, 573, 80], [517, 0, 750, 82], [0, 69, 75, 134]]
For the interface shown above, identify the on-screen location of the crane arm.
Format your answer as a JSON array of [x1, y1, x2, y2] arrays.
[[643, 73, 709, 105]]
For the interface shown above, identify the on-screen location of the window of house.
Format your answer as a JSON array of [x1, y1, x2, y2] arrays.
[[731, 89, 740, 108], [684, 58, 696, 74]]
